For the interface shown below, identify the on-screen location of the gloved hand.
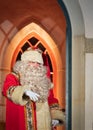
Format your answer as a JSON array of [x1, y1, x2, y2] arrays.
[[25, 90, 40, 102], [52, 119, 59, 127]]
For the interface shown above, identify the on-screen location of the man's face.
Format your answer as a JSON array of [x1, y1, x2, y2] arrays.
[[28, 61, 40, 68]]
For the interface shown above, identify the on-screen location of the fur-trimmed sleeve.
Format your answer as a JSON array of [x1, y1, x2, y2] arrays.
[[2, 73, 28, 106], [48, 89, 66, 125], [8, 85, 28, 105]]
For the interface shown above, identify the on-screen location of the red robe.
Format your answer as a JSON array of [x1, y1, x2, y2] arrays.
[[2, 73, 64, 130]]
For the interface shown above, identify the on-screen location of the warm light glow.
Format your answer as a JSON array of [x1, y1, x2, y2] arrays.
[[3, 22, 65, 108]]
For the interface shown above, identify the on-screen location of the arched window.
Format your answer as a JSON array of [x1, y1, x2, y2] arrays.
[[3, 22, 64, 108], [12, 36, 53, 80]]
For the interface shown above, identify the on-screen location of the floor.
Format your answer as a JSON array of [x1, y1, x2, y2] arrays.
[[0, 122, 5, 130], [0, 122, 66, 130]]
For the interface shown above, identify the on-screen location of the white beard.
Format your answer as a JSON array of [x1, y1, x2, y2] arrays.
[[13, 61, 52, 102]]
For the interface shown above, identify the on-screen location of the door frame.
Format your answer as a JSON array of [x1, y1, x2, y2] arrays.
[[58, 1, 72, 130]]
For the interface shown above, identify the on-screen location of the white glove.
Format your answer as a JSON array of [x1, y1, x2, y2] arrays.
[[52, 119, 59, 127], [25, 90, 40, 102]]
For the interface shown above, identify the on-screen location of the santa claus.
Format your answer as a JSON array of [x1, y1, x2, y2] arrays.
[[2, 48, 65, 130]]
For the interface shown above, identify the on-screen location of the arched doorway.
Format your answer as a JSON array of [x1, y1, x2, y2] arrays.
[[0, 1, 72, 130], [2, 22, 65, 130], [3, 22, 64, 110]]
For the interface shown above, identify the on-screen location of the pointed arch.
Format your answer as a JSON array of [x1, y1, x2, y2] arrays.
[[3, 22, 63, 105]]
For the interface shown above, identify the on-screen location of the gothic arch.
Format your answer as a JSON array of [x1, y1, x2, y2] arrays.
[[2, 22, 63, 107]]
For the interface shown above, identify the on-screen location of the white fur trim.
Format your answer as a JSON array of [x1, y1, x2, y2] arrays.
[[36, 102, 52, 130], [11, 85, 28, 106], [21, 50, 43, 64], [51, 109, 66, 123]]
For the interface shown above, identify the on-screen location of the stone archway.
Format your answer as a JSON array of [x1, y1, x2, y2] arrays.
[[2, 22, 64, 108]]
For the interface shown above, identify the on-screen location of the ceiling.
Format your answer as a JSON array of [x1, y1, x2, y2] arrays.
[[0, 0, 93, 39]]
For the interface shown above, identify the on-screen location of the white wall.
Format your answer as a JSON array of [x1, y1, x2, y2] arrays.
[[79, 0, 93, 38], [72, 35, 85, 130], [85, 53, 93, 130], [63, 0, 84, 36]]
